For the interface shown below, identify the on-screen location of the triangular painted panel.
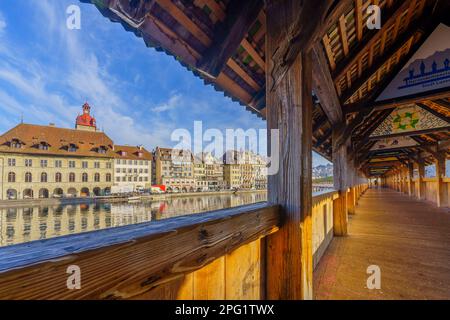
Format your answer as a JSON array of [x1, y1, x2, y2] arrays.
[[370, 104, 449, 138], [376, 24, 450, 102], [370, 136, 418, 151]]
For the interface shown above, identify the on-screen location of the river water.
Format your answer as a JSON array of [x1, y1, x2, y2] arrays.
[[0, 192, 267, 247]]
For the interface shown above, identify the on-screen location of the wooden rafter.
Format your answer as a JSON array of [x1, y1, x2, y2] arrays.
[[197, 0, 264, 78]]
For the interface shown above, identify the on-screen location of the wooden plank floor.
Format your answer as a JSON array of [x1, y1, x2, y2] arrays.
[[314, 188, 450, 300]]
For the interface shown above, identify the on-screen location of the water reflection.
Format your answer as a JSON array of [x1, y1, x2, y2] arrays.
[[0, 192, 267, 246]]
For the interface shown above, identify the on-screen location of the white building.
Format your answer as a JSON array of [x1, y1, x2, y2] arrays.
[[113, 145, 152, 191]]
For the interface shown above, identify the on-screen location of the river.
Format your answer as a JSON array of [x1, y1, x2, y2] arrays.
[[0, 192, 267, 247]]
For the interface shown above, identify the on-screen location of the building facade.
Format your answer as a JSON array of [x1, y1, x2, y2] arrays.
[[152, 147, 195, 192], [113, 145, 152, 191], [0, 103, 145, 200]]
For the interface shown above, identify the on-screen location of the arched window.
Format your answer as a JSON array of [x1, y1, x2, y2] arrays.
[[25, 172, 32, 183], [82, 173, 88, 182], [55, 172, 62, 183], [41, 172, 47, 183], [106, 173, 112, 182], [8, 172, 15, 183], [94, 173, 100, 182], [69, 172, 76, 182]]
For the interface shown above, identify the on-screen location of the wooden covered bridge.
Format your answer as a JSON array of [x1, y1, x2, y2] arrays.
[[0, 0, 449, 299]]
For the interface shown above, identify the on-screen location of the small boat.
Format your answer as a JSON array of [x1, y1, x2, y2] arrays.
[[127, 196, 141, 202]]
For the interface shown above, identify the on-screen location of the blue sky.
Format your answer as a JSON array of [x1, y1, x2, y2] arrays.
[[0, 0, 330, 166]]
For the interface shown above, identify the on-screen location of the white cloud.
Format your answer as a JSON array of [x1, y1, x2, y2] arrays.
[[152, 94, 182, 113]]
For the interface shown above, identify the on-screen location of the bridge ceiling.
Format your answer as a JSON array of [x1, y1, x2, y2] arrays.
[[82, 0, 449, 170]]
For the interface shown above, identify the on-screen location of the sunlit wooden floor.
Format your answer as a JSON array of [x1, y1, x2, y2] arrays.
[[314, 188, 450, 300]]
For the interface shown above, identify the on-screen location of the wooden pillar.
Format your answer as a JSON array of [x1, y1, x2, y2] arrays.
[[332, 129, 348, 237], [265, 0, 319, 299], [436, 153, 448, 208], [417, 160, 426, 200], [347, 187, 355, 215], [407, 162, 414, 197]]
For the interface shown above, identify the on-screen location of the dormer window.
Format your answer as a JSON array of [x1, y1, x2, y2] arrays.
[[38, 142, 50, 150], [137, 152, 143, 158], [120, 151, 127, 156], [98, 146, 107, 154], [10, 139, 22, 149], [68, 144, 78, 152]]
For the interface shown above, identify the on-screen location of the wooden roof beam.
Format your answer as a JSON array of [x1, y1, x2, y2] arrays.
[[268, 0, 352, 91], [416, 103, 450, 123], [332, 0, 420, 82], [338, 23, 424, 104], [312, 43, 344, 125], [196, 0, 264, 78]]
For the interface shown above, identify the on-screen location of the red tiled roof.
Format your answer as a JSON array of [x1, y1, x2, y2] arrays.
[[113, 145, 153, 161], [0, 123, 115, 158]]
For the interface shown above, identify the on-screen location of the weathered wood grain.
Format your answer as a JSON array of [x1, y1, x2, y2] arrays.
[[265, 0, 315, 300], [0, 203, 280, 299]]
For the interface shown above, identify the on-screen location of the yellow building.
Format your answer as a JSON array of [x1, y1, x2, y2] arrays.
[[152, 147, 195, 192], [0, 103, 115, 200]]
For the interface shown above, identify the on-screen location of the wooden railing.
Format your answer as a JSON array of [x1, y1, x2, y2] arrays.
[[385, 175, 449, 208], [0, 185, 369, 300]]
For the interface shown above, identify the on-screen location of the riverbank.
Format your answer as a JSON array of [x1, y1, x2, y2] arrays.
[[0, 189, 268, 208]]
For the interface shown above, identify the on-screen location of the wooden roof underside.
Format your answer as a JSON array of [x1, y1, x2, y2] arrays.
[[83, 0, 450, 172]]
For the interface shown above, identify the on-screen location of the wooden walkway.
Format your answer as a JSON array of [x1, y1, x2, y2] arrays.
[[314, 188, 450, 300]]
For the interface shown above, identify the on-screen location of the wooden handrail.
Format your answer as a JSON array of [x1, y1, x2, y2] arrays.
[[0, 203, 280, 299], [312, 189, 338, 205]]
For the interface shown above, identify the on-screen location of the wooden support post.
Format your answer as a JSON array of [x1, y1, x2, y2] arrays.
[[347, 187, 355, 215], [332, 129, 348, 236], [436, 153, 448, 208], [417, 160, 426, 200], [333, 192, 348, 236], [407, 162, 414, 197], [265, 0, 318, 299]]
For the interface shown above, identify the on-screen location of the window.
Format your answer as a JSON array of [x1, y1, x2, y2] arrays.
[[144, 169, 148, 173], [69, 173, 76, 182], [122, 177, 126, 182], [40, 160, 48, 168], [55, 160, 62, 168], [116, 159, 121, 164], [68, 144, 77, 152], [82, 173, 88, 182], [25, 159, 32, 167], [140, 161, 143, 165], [134, 169, 138, 173], [11, 140, 21, 148], [106, 162, 112, 169], [82, 161, 88, 169], [94, 173, 100, 182], [116, 168, 120, 173], [94, 162, 100, 169], [41, 172, 47, 183], [128, 177, 132, 182], [134, 160, 138, 165], [145, 161, 148, 166], [25, 172, 32, 183], [128, 168, 132, 173], [8, 172, 15, 182], [8, 159, 15, 166], [55, 172, 62, 183], [106, 173, 112, 182], [38, 143, 49, 150], [98, 147, 106, 154], [139, 177, 143, 182], [69, 161, 76, 168], [116, 177, 120, 182]]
